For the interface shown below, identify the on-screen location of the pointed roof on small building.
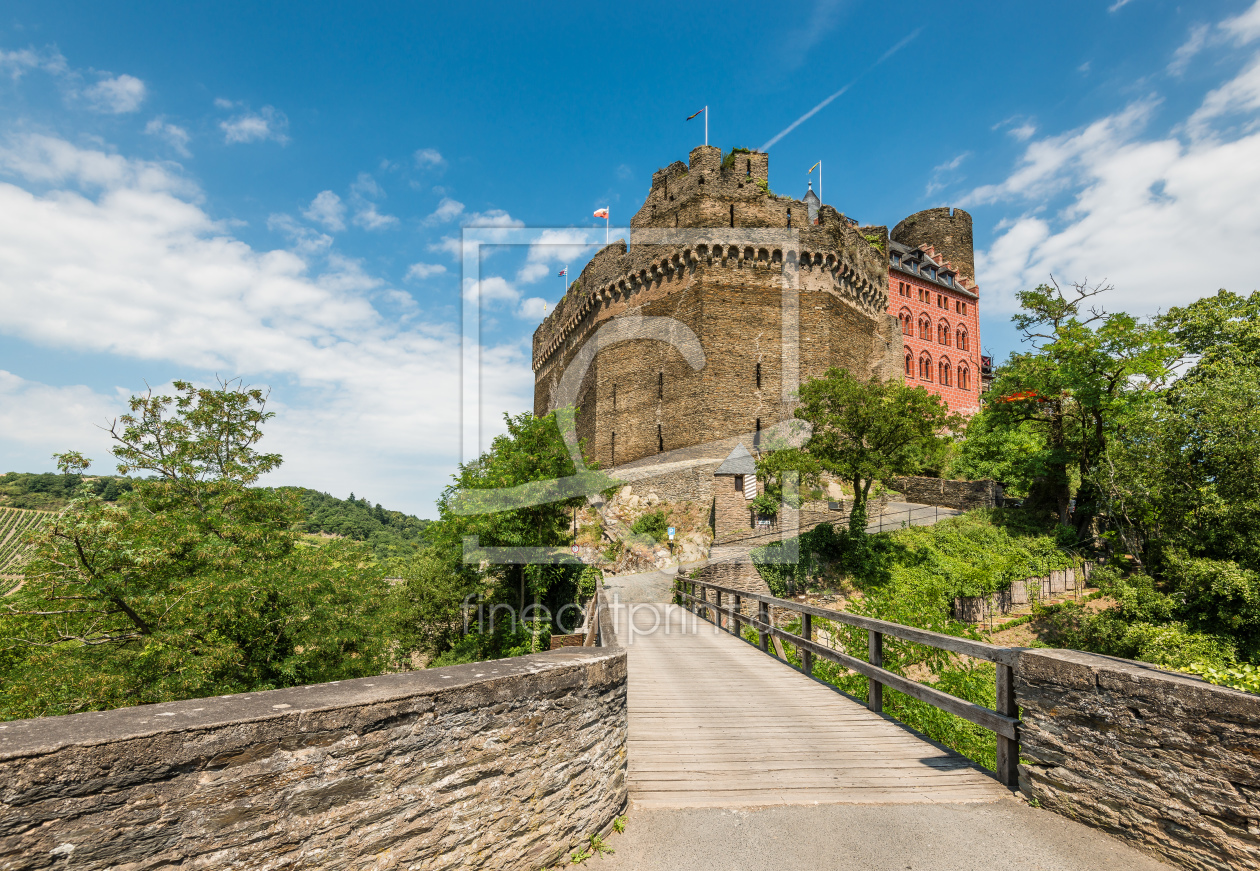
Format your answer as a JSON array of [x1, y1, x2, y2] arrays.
[[714, 442, 756, 476]]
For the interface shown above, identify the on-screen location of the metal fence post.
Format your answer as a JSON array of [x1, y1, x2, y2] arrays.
[[868, 630, 884, 713], [996, 662, 1019, 788], [802, 612, 814, 676]]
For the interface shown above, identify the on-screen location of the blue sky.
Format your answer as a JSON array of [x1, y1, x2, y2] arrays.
[[3, 0, 1260, 515]]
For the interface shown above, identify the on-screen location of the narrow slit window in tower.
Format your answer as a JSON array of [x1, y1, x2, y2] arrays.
[[786, 208, 792, 228], [657, 371, 663, 398], [755, 417, 762, 449], [756, 362, 762, 388], [730, 204, 735, 228], [657, 424, 663, 454], [611, 432, 615, 466], [612, 383, 617, 410]]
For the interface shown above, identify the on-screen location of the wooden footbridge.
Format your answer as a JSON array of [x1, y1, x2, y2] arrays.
[[602, 572, 1019, 809]]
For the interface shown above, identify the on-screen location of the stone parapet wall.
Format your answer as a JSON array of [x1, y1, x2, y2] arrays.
[[0, 648, 628, 871], [888, 476, 1003, 511], [1016, 648, 1260, 871]]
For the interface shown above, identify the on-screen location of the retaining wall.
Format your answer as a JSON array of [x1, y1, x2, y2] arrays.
[[888, 476, 1003, 511], [1017, 649, 1260, 871], [0, 647, 628, 871]]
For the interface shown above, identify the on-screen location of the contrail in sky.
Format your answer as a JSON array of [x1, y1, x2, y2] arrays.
[[759, 27, 924, 152]]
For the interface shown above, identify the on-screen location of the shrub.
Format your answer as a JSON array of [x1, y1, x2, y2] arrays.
[[631, 510, 669, 543]]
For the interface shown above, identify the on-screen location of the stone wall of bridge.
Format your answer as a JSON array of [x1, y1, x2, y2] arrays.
[[1017, 648, 1260, 871], [0, 648, 627, 871]]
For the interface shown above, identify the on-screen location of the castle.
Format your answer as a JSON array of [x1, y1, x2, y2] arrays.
[[532, 145, 981, 473]]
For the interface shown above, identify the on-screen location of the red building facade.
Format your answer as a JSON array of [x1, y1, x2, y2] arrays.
[[887, 230, 981, 415]]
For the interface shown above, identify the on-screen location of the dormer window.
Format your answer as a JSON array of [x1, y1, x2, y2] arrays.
[[891, 253, 901, 267], [942, 272, 953, 287], [927, 266, 937, 280]]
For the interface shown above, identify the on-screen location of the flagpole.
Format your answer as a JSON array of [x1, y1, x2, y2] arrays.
[[605, 211, 609, 245], [564, 266, 569, 292], [705, 106, 708, 147]]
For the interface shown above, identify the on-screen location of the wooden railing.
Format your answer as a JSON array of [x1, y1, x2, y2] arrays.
[[675, 577, 1021, 787]]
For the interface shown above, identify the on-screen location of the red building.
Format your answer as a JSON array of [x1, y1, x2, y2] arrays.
[[886, 209, 982, 415]]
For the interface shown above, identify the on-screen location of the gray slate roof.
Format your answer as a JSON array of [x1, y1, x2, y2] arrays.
[[714, 443, 756, 476]]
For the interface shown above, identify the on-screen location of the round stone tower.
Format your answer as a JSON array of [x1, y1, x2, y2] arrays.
[[891, 207, 974, 282]]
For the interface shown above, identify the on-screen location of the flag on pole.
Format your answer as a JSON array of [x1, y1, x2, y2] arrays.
[[557, 267, 567, 277], [808, 161, 821, 174], [686, 106, 708, 146], [594, 207, 609, 244]]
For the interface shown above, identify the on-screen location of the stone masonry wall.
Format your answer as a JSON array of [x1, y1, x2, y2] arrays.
[[888, 476, 1003, 511], [1017, 648, 1260, 871], [0, 648, 627, 871]]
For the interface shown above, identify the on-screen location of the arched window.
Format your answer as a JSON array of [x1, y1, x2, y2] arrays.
[[899, 308, 913, 335], [938, 320, 951, 345], [959, 366, 969, 390], [939, 360, 951, 386], [957, 329, 968, 351], [920, 354, 932, 381], [905, 349, 913, 375], [919, 317, 931, 340]]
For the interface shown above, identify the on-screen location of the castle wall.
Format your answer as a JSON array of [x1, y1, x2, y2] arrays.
[[533, 146, 902, 469]]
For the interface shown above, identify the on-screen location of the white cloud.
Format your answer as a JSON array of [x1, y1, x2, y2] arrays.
[[0, 132, 532, 512], [1169, 24, 1210, 76], [516, 228, 594, 284], [963, 98, 1158, 207], [426, 196, 464, 224], [84, 74, 146, 114], [405, 262, 447, 280], [144, 118, 191, 156], [462, 275, 518, 305], [971, 55, 1260, 320], [267, 213, 334, 255], [1224, 1, 1260, 45], [1186, 54, 1260, 138], [348, 172, 397, 230], [1009, 123, 1037, 142], [0, 47, 68, 80], [430, 209, 526, 260], [220, 105, 289, 145], [1108, 0, 1137, 12], [414, 148, 444, 169], [516, 297, 548, 319], [352, 202, 398, 230], [303, 190, 346, 232], [0, 371, 124, 456]]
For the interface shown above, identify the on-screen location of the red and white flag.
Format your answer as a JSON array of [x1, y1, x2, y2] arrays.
[[593, 207, 609, 219]]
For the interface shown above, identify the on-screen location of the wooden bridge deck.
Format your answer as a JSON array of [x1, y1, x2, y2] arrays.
[[616, 602, 1009, 808]]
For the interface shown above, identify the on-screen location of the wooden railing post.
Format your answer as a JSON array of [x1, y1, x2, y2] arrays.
[[715, 589, 723, 630], [868, 630, 884, 714], [995, 663, 1019, 788], [758, 601, 770, 652], [733, 594, 742, 635], [802, 613, 813, 676]]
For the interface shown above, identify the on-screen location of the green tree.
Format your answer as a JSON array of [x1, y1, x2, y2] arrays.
[[0, 380, 401, 720], [984, 281, 1177, 535], [790, 368, 959, 535], [428, 408, 615, 655]]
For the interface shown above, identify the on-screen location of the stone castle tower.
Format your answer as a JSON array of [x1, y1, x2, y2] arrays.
[[531, 145, 907, 470]]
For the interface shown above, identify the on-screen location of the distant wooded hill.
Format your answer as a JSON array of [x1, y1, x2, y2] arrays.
[[0, 474, 433, 560], [283, 488, 433, 558]]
